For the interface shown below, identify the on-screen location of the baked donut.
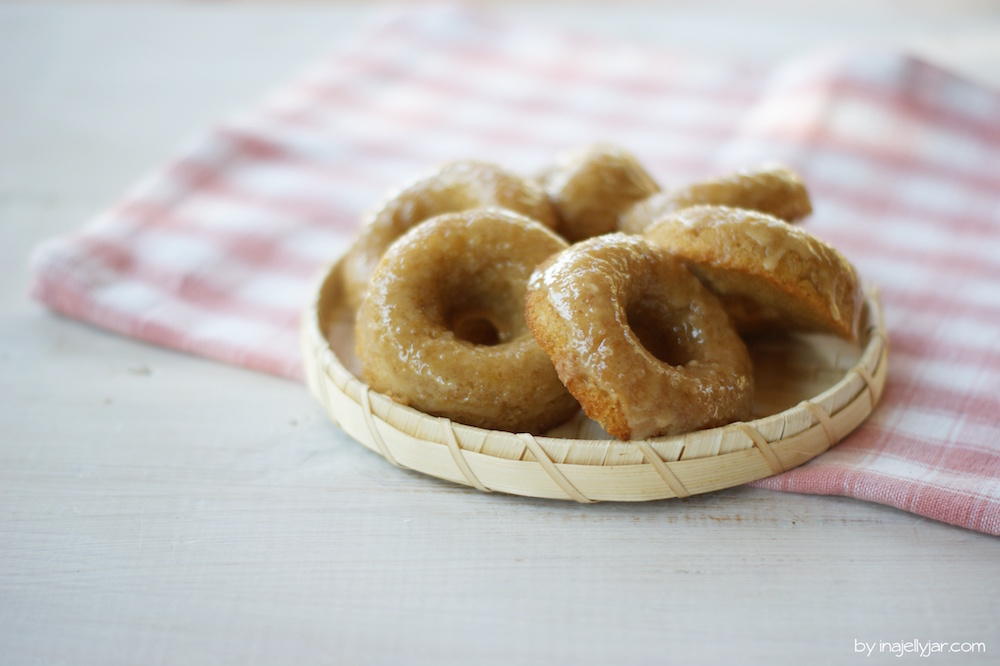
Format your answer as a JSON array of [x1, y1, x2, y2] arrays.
[[355, 209, 579, 433], [643, 205, 863, 340], [619, 163, 811, 234], [525, 233, 754, 440], [340, 160, 560, 310], [534, 144, 660, 242]]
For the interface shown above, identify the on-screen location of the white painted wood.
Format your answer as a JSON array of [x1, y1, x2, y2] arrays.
[[2, 4, 998, 665]]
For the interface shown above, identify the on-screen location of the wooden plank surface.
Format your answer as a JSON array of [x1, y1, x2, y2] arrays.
[[1, 3, 998, 665]]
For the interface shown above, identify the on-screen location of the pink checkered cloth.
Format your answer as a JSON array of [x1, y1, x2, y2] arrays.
[[30, 7, 1000, 535]]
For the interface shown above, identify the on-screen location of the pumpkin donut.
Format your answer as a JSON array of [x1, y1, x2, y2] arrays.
[[619, 163, 812, 234], [340, 160, 560, 310], [534, 144, 660, 242], [525, 233, 754, 440], [355, 209, 579, 434], [643, 205, 863, 339]]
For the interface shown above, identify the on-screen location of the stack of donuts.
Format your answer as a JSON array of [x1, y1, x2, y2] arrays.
[[342, 145, 863, 441]]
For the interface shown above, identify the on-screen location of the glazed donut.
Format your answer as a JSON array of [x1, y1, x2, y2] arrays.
[[355, 209, 579, 434], [619, 163, 812, 234], [340, 160, 560, 310], [525, 233, 754, 440], [534, 144, 660, 242], [643, 205, 863, 340]]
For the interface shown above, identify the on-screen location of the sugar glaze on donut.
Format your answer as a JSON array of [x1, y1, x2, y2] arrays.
[[643, 205, 863, 340], [534, 144, 660, 242], [355, 209, 578, 434], [619, 163, 812, 234], [525, 233, 754, 440], [341, 160, 560, 311]]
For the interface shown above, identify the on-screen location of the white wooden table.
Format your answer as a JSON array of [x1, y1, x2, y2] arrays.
[[2, 3, 998, 664]]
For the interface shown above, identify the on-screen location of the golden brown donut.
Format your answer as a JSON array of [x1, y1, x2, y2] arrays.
[[355, 209, 579, 434], [644, 205, 863, 340], [619, 163, 811, 234], [525, 233, 754, 440], [534, 144, 660, 242], [340, 160, 560, 311]]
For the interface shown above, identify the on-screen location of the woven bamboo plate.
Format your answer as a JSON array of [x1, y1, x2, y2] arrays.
[[302, 257, 889, 502]]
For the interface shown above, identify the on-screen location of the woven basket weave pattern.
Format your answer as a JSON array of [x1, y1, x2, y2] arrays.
[[303, 260, 888, 502]]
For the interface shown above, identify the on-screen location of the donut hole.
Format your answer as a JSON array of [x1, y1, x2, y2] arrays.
[[450, 309, 502, 346], [441, 265, 525, 347], [626, 300, 701, 367]]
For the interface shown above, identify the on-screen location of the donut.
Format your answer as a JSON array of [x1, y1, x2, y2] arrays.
[[340, 160, 560, 311], [525, 233, 754, 440], [534, 144, 660, 242], [619, 163, 812, 234], [355, 209, 579, 434], [643, 205, 863, 340]]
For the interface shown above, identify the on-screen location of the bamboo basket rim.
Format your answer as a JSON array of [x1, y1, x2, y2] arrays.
[[302, 257, 889, 502]]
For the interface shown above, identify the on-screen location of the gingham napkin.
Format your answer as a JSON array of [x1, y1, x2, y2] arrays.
[[30, 7, 1000, 535]]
